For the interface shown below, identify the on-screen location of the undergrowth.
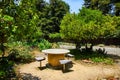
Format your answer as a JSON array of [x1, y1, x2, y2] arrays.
[[70, 48, 114, 65]]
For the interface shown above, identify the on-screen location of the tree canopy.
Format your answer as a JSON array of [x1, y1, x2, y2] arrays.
[[60, 8, 116, 48], [0, 9, 14, 57], [84, 0, 120, 16], [38, 0, 69, 38]]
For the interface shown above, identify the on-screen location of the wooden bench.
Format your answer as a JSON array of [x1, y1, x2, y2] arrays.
[[66, 54, 74, 59], [35, 57, 45, 69], [59, 59, 73, 72]]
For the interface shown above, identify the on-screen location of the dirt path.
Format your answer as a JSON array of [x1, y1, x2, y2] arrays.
[[19, 52, 120, 80]]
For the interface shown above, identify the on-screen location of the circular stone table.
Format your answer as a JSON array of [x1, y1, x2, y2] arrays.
[[42, 49, 70, 67]]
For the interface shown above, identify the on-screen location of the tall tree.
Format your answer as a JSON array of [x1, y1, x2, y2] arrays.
[[0, 0, 42, 42], [112, 0, 120, 16], [49, 0, 69, 32], [60, 8, 116, 49], [84, 0, 120, 16], [37, 0, 70, 38], [84, 0, 111, 15], [12, 0, 42, 42], [0, 0, 16, 57]]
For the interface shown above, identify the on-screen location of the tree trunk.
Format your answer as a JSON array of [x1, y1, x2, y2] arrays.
[[75, 42, 81, 50], [85, 43, 93, 51], [90, 43, 93, 51], [1, 43, 5, 57]]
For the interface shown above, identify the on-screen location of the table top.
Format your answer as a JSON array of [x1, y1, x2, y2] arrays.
[[42, 49, 70, 54]]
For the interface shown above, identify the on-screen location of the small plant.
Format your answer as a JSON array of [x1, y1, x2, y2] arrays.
[[49, 33, 61, 39], [51, 43, 59, 48], [38, 39, 52, 51], [8, 48, 34, 63]]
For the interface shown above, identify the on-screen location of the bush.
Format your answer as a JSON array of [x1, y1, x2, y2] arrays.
[[8, 49, 34, 63], [49, 33, 61, 39], [51, 43, 59, 48], [8, 41, 34, 63], [38, 39, 52, 51], [70, 49, 114, 64], [0, 58, 15, 79]]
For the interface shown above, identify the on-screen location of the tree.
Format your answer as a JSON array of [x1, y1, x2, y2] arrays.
[[38, 0, 69, 38], [0, 9, 14, 57], [84, 0, 120, 16], [60, 12, 84, 49], [112, 16, 120, 38], [12, 0, 42, 42], [0, 0, 16, 57], [0, 0, 44, 57], [84, 0, 111, 15], [60, 8, 116, 50], [112, 0, 120, 16]]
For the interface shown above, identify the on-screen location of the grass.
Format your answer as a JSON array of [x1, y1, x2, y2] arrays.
[[70, 49, 114, 65]]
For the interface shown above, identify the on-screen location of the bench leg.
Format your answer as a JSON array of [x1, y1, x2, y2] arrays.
[[40, 61, 42, 68], [62, 64, 66, 72]]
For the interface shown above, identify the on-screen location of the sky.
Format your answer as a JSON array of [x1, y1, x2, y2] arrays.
[[62, 0, 84, 13], [45, 0, 84, 13]]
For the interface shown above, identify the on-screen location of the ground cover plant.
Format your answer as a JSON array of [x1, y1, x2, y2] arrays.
[[0, 41, 33, 79], [0, 57, 15, 79], [7, 41, 34, 63], [70, 48, 114, 65]]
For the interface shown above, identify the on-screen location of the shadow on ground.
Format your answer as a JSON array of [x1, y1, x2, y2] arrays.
[[108, 54, 120, 64], [20, 73, 41, 80]]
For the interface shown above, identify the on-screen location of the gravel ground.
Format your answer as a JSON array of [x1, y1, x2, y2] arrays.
[[60, 45, 120, 56], [94, 46, 120, 56]]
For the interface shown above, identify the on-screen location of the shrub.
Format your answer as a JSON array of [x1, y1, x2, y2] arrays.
[[0, 58, 15, 79], [38, 39, 52, 51], [8, 41, 34, 63], [51, 43, 59, 48], [70, 49, 114, 64], [8, 49, 34, 63], [49, 33, 61, 39]]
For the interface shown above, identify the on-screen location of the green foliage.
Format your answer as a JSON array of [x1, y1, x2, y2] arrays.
[[0, 50, 2, 55], [0, 58, 15, 79], [112, 16, 120, 38], [49, 33, 62, 42], [12, 0, 42, 42], [0, 9, 14, 42], [0, 9, 14, 57], [49, 33, 61, 39], [38, 39, 52, 51], [84, 0, 111, 15], [51, 43, 59, 48], [0, 0, 69, 43], [60, 13, 83, 41], [38, 0, 69, 37], [84, 0, 120, 16], [8, 49, 33, 63], [70, 49, 113, 64], [60, 8, 116, 46], [8, 41, 34, 63], [91, 57, 113, 64]]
